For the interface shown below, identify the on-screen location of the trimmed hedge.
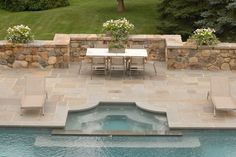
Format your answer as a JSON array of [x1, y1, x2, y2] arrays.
[[0, 0, 70, 11]]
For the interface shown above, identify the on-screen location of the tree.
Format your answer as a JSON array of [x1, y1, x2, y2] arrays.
[[196, 0, 236, 41], [156, 0, 206, 40], [117, 0, 125, 12], [156, 0, 236, 41]]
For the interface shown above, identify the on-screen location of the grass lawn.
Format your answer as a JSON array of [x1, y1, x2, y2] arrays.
[[0, 0, 159, 40]]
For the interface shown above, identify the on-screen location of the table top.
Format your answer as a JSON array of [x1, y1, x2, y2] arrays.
[[86, 48, 148, 57]]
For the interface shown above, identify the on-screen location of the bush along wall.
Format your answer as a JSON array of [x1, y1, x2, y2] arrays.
[[0, 0, 70, 11]]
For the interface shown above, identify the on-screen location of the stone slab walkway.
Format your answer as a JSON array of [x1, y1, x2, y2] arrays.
[[0, 62, 236, 129]]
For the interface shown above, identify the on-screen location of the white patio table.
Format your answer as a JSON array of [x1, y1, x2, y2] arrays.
[[86, 48, 148, 57]]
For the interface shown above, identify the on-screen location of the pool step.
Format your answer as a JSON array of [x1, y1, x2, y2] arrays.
[[51, 129, 182, 136], [34, 136, 200, 148]]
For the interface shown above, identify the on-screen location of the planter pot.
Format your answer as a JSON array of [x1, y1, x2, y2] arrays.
[[109, 48, 125, 53]]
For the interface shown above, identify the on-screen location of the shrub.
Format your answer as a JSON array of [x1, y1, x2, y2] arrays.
[[102, 18, 134, 48], [6, 25, 34, 43], [0, 0, 69, 12], [190, 28, 219, 46]]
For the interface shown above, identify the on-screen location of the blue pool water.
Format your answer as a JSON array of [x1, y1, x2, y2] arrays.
[[1, 128, 236, 157]]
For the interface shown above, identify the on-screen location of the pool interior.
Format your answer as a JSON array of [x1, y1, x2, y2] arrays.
[[61, 102, 173, 135], [1, 128, 236, 157]]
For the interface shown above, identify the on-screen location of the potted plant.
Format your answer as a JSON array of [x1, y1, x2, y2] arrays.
[[188, 28, 219, 46], [6, 24, 34, 44], [102, 18, 134, 53]]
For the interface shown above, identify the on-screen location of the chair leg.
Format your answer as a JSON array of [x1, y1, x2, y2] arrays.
[[153, 62, 157, 75], [143, 65, 145, 80], [109, 68, 112, 80], [207, 91, 210, 100], [104, 69, 107, 80], [123, 69, 125, 80], [129, 69, 132, 80], [20, 108, 23, 116], [78, 61, 82, 74], [41, 107, 44, 116], [214, 106, 216, 117]]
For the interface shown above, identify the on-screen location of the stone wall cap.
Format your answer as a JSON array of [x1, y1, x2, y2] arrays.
[[0, 40, 57, 47], [194, 43, 236, 49], [128, 35, 165, 41], [70, 34, 89, 40], [167, 42, 236, 50], [0, 40, 9, 46], [53, 34, 70, 45], [70, 34, 182, 42], [165, 35, 183, 48], [87, 34, 99, 40], [213, 43, 236, 49], [30, 40, 54, 47], [70, 34, 108, 41]]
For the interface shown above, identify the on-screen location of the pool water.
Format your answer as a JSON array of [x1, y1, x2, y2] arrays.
[[1, 128, 236, 157], [65, 103, 168, 133]]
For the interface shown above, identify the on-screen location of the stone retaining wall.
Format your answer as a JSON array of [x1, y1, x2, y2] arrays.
[[3, 33, 236, 71], [167, 43, 236, 70], [0, 34, 70, 68], [69, 34, 175, 62]]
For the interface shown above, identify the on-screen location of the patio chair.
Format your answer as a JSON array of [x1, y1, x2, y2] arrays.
[[79, 44, 108, 74], [129, 57, 145, 79], [130, 44, 157, 75], [21, 76, 47, 116], [207, 77, 236, 116], [78, 48, 89, 74], [91, 57, 107, 80], [109, 56, 126, 79]]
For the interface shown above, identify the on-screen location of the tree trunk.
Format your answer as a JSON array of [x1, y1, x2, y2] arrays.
[[117, 0, 125, 12]]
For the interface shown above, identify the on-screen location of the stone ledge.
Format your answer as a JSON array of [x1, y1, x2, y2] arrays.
[[164, 35, 183, 48], [53, 34, 70, 46], [167, 42, 236, 50], [0, 40, 56, 48], [69, 34, 181, 42]]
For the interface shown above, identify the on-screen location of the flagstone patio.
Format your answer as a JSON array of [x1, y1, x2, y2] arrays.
[[0, 62, 236, 129]]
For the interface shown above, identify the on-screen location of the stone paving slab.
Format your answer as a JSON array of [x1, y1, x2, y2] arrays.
[[0, 62, 236, 129]]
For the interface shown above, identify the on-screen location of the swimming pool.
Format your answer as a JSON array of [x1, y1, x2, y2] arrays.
[[1, 128, 236, 157]]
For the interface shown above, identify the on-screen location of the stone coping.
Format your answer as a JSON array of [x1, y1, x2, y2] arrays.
[[0, 40, 54, 47], [67, 101, 167, 113], [51, 129, 183, 136], [1, 34, 236, 50], [53, 34, 70, 46], [0, 34, 70, 48], [69, 34, 182, 42], [167, 42, 236, 50]]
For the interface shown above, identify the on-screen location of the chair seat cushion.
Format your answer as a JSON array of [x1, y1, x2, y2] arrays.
[[212, 96, 236, 110], [21, 94, 46, 109]]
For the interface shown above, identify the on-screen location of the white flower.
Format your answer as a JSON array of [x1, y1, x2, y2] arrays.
[[6, 24, 34, 43]]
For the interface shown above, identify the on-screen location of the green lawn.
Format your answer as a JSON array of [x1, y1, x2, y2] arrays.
[[0, 0, 159, 40]]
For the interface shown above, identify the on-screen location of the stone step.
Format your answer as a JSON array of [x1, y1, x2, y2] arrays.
[[34, 135, 200, 148], [51, 129, 182, 136]]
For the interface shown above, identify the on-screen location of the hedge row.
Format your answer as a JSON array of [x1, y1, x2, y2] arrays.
[[0, 0, 70, 11]]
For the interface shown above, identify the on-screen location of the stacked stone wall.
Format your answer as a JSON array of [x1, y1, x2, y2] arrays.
[[167, 43, 236, 70], [69, 34, 168, 62], [0, 34, 70, 68]]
